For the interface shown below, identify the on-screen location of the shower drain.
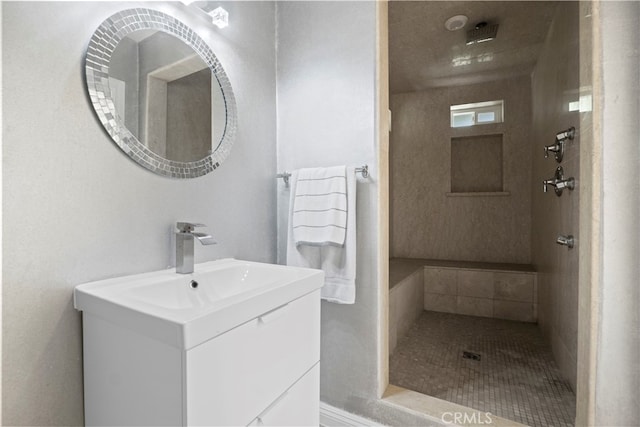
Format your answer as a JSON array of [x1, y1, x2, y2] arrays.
[[462, 351, 482, 361]]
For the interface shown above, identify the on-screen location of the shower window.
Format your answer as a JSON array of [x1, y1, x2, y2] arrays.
[[450, 100, 504, 128]]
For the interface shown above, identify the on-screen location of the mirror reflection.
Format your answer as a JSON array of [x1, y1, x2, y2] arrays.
[[109, 30, 226, 163]]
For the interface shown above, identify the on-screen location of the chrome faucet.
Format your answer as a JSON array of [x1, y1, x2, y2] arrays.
[[176, 222, 217, 274]]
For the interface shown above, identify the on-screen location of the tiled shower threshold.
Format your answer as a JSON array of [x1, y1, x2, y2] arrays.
[[388, 311, 575, 426], [381, 385, 526, 426]]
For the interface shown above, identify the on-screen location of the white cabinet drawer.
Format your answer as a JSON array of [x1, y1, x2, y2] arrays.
[[248, 363, 319, 427], [185, 289, 320, 426]]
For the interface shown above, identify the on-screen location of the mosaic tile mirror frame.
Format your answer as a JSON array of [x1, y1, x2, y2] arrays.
[[85, 8, 237, 178]]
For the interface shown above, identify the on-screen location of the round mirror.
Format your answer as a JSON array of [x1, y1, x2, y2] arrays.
[[85, 9, 237, 178]]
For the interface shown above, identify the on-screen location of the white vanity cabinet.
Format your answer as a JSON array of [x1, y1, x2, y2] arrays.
[[185, 289, 320, 426], [81, 286, 321, 426]]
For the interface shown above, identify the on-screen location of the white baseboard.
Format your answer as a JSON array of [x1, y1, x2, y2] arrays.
[[319, 402, 384, 427]]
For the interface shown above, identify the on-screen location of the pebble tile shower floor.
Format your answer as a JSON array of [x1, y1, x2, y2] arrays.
[[389, 311, 575, 426]]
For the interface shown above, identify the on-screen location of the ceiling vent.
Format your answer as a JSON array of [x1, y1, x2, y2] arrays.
[[466, 22, 499, 45]]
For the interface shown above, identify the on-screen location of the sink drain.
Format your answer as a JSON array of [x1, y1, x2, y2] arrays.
[[190, 280, 199, 289]]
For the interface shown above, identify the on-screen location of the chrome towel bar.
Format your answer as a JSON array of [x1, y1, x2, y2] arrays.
[[277, 165, 369, 187]]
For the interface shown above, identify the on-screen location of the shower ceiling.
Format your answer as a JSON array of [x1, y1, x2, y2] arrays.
[[389, 1, 559, 94]]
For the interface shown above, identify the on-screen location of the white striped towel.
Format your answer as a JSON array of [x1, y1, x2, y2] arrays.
[[292, 166, 348, 247], [287, 166, 357, 304]]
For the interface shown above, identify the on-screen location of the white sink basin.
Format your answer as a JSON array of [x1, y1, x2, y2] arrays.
[[74, 259, 323, 349]]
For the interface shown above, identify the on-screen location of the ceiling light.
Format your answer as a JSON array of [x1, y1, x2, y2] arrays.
[[445, 15, 468, 31], [209, 6, 229, 29]]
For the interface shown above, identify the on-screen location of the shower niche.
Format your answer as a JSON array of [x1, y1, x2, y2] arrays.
[[449, 133, 505, 195]]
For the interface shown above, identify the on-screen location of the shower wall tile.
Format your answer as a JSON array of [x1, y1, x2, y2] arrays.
[[415, 270, 425, 319], [423, 267, 457, 295], [458, 270, 494, 298], [424, 293, 457, 313], [390, 269, 424, 355], [390, 76, 532, 264], [420, 264, 537, 321], [389, 291, 398, 353], [457, 296, 493, 318], [531, 1, 580, 390], [550, 325, 577, 392], [494, 300, 535, 322], [397, 295, 418, 342], [494, 272, 535, 302]]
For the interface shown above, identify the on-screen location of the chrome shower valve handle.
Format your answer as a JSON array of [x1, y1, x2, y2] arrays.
[[544, 142, 562, 159], [544, 126, 575, 162], [543, 166, 575, 196]]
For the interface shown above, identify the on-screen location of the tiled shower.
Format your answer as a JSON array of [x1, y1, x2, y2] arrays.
[[389, 1, 582, 425]]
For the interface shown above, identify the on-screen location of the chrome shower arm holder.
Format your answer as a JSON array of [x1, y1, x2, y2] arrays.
[[544, 126, 575, 163], [556, 127, 576, 143]]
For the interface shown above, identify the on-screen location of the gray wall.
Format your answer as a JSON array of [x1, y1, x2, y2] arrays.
[[276, 3, 438, 425], [390, 76, 532, 264], [530, 1, 580, 391], [2, 1, 277, 425], [276, 0, 380, 411], [166, 68, 212, 162], [276, 0, 388, 421]]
